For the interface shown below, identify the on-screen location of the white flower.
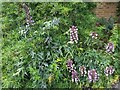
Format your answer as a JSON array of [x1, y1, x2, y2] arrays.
[[66, 59, 74, 72], [71, 69, 79, 84], [106, 42, 114, 53], [79, 66, 87, 76], [104, 66, 115, 76], [90, 32, 98, 39], [88, 69, 99, 82], [69, 25, 78, 43]]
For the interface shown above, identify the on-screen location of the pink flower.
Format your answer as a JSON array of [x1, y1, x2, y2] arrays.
[[104, 66, 115, 76], [88, 69, 99, 82], [66, 59, 74, 72], [70, 26, 78, 43], [106, 42, 114, 53], [90, 32, 98, 39], [71, 69, 79, 84], [79, 66, 87, 76]]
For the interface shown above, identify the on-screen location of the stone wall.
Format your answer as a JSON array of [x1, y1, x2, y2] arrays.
[[94, 2, 118, 19]]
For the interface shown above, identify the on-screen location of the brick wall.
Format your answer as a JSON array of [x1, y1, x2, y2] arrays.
[[94, 2, 118, 19]]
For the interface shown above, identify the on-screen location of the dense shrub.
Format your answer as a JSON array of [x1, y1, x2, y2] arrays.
[[2, 2, 120, 88]]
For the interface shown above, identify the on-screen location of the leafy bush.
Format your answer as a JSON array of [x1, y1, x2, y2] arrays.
[[2, 2, 120, 88]]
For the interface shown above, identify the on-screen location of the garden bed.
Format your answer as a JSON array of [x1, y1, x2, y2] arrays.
[[2, 2, 120, 88]]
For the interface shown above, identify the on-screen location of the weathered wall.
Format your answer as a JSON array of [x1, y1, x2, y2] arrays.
[[94, 2, 118, 19]]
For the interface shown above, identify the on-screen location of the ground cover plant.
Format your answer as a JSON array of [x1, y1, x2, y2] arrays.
[[2, 2, 120, 88]]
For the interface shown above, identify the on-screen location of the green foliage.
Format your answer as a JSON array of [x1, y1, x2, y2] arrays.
[[2, 2, 119, 88]]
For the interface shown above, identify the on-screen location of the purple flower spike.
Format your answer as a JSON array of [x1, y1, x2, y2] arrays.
[[70, 25, 78, 43], [104, 66, 115, 76], [88, 69, 99, 82], [79, 66, 87, 76], [90, 32, 98, 39], [22, 3, 34, 26], [66, 59, 73, 72], [72, 69, 79, 84], [106, 42, 114, 53]]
